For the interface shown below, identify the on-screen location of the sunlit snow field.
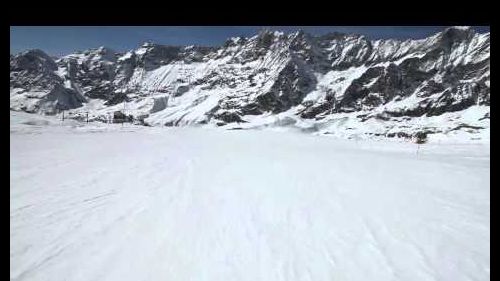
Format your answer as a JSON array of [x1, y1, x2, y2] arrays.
[[10, 111, 489, 281]]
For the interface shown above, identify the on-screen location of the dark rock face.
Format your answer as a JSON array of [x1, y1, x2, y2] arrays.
[[30, 84, 87, 115], [112, 111, 133, 123], [257, 59, 317, 113], [104, 92, 129, 106], [85, 82, 115, 100], [180, 46, 215, 63], [10, 50, 63, 90], [426, 84, 481, 116], [10, 49, 58, 72], [114, 52, 137, 87], [338, 66, 385, 111], [438, 26, 475, 52], [240, 103, 263, 115], [10, 27, 489, 129], [45, 84, 86, 110], [174, 85, 190, 97], [57, 48, 118, 101], [136, 44, 182, 71], [300, 101, 333, 119], [10, 50, 87, 113], [213, 111, 245, 124]]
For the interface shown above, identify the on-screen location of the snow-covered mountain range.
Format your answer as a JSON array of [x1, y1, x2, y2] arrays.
[[10, 26, 490, 141]]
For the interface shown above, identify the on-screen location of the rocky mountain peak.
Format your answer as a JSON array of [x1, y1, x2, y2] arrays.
[[10, 27, 490, 141], [11, 49, 58, 72], [438, 26, 476, 47]]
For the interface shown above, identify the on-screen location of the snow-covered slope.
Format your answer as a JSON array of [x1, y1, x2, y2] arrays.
[[11, 112, 490, 281], [10, 26, 490, 141]]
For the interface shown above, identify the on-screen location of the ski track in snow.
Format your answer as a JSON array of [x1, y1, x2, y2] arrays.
[[10, 113, 489, 281]]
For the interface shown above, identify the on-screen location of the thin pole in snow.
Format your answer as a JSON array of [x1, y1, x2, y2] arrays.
[[86, 112, 89, 123], [122, 101, 126, 128]]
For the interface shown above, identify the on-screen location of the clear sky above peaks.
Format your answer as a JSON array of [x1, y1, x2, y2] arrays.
[[10, 26, 490, 57]]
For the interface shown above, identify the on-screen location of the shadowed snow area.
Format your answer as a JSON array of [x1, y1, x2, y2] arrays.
[[10, 111, 489, 281]]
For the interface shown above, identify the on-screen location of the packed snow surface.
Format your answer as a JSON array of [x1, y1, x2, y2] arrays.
[[10, 111, 489, 281]]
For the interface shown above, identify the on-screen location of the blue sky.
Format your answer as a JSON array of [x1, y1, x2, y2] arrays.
[[10, 26, 490, 57]]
